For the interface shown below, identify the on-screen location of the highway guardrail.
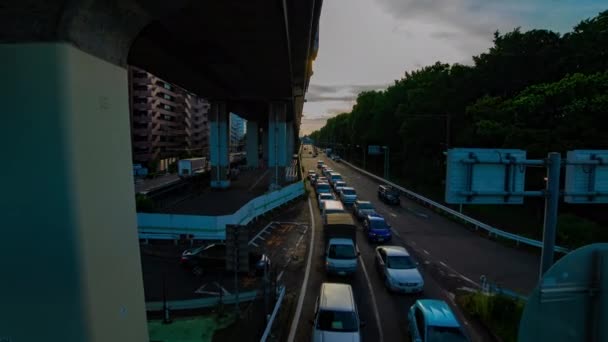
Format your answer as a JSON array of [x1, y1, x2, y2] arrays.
[[340, 159, 569, 254]]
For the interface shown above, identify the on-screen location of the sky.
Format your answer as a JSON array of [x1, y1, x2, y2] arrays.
[[300, 0, 606, 135]]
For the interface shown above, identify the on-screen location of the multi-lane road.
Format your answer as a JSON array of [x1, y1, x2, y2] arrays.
[[289, 148, 541, 342]]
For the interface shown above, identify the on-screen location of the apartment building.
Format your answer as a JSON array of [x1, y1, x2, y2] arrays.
[[129, 66, 209, 171]]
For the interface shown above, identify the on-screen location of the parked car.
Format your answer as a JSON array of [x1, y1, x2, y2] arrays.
[[339, 187, 357, 205], [363, 214, 392, 242], [180, 243, 270, 276], [318, 193, 336, 209], [308, 170, 317, 180], [312, 283, 363, 342], [316, 182, 332, 194], [333, 180, 347, 192], [323, 168, 334, 178], [408, 299, 469, 342], [378, 185, 400, 205], [375, 245, 423, 293], [353, 200, 376, 220], [317, 160, 324, 169]]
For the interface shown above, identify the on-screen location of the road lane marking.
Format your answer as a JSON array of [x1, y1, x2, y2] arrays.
[[250, 242, 259, 247], [287, 198, 315, 342], [423, 249, 430, 255], [277, 270, 285, 282], [257, 236, 265, 240], [390, 213, 397, 217], [440, 261, 448, 267], [249, 222, 273, 245], [359, 255, 385, 342], [391, 228, 401, 238], [437, 262, 480, 287]]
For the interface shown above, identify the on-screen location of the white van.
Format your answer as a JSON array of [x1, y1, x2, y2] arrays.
[[322, 200, 345, 218], [312, 283, 362, 342]]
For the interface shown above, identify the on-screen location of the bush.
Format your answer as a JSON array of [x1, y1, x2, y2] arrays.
[[136, 193, 156, 212], [457, 292, 524, 342], [557, 213, 608, 249]]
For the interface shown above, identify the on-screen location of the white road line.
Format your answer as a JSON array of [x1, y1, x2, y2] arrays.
[[250, 241, 258, 247], [248, 222, 273, 245], [287, 198, 315, 342], [257, 236, 266, 241], [360, 256, 385, 342], [438, 262, 480, 287], [277, 270, 285, 282], [423, 249, 430, 255], [440, 261, 448, 267], [390, 213, 397, 217], [391, 228, 401, 238], [248, 169, 270, 191], [262, 230, 272, 235]]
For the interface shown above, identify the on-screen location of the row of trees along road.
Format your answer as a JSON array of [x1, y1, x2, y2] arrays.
[[309, 10, 608, 249]]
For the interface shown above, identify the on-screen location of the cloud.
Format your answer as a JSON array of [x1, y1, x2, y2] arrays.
[[430, 31, 462, 40], [306, 83, 389, 103], [374, 0, 522, 39]]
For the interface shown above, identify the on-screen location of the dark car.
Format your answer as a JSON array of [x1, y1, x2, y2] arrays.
[[378, 185, 400, 205], [363, 213, 392, 242], [180, 243, 270, 276]]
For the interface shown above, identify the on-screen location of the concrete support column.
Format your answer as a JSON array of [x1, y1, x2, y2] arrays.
[[261, 128, 269, 165], [268, 102, 288, 188], [209, 102, 230, 188], [246, 121, 259, 168], [1, 43, 148, 341], [286, 121, 294, 162]]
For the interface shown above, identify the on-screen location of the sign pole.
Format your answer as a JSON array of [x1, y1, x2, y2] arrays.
[[539, 152, 561, 279]]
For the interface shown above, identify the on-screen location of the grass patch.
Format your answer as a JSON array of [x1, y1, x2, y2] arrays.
[[148, 313, 236, 342], [457, 292, 524, 342]]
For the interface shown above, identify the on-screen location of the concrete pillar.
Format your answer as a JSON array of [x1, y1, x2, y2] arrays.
[[268, 102, 288, 187], [261, 128, 269, 165], [209, 102, 230, 188], [1, 43, 148, 341], [286, 121, 294, 162], [246, 121, 259, 168]]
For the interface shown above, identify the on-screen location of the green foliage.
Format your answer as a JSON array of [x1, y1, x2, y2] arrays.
[[310, 10, 608, 241], [135, 193, 155, 213], [557, 213, 608, 249], [458, 292, 525, 342]]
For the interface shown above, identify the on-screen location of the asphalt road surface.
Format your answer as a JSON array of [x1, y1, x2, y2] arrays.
[[290, 151, 505, 342]]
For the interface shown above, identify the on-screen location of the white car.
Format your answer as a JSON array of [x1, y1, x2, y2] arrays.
[[333, 180, 347, 192], [375, 246, 423, 293], [318, 193, 336, 209], [338, 187, 357, 205]]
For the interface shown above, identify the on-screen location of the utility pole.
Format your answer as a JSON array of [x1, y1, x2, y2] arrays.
[[539, 152, 561, 278]]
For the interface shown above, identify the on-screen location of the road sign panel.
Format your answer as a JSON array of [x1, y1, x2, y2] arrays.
[[564, 150, 608, 203], [445, 148, 527, 204], [368, 145, 382, 155]]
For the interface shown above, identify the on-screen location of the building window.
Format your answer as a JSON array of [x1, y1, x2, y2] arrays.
[[163, 94, 172, 101], [163, 104, 172, 111], [163, 83, 172, 90]]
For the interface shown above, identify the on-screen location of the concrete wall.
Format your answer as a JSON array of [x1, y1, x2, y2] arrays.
[[0, 43, 148, 341]]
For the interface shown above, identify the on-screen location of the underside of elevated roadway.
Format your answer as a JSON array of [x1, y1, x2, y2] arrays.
[[1, 0, 321, 133]]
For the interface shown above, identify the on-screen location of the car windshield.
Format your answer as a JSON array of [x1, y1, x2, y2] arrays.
[[427, 326, 468, 342], [320, 194, 334, 200], [317, 184, 330, 190], [342, 189, 356, 195], [369, 219, 388, 230], [329, 244, 357, 259], [358, 202, 373, 209], [387, 256, 416, 269], [317, 310, 358, 332]]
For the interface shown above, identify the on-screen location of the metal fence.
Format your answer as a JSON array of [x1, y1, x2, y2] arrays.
[[340, 159, 569, 254]]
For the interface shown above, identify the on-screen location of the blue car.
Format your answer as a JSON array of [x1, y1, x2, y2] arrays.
[[408, 299, 469, 342], [363, 213, 392, 243]]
